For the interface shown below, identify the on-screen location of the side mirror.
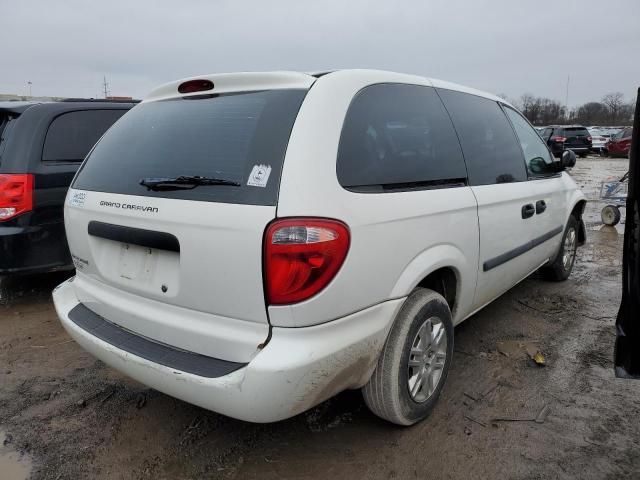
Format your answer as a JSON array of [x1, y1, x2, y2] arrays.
[[561, 149, 577, 169]]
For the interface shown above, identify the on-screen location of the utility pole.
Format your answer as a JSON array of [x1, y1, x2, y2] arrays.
[[102, 75, 110, 99], [565, 75, 570, 121]]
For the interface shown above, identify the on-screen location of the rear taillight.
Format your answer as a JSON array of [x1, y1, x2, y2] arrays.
[[587, 136, 592, 142], [264, 218, 350, 305], [551, 136, 567, 142], [0, 174, 34, 221]]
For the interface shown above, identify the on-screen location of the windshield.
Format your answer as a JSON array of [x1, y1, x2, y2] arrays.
[[73, 89, 307, 206]]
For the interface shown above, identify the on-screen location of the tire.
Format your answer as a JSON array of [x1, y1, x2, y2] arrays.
[[362, 288, 454, 425], [601, 205, 621, 226], [541, 215, 579, 281], [579, 153, 587, 158]]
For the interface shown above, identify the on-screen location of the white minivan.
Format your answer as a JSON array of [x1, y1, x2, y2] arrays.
[[53, 70, 586, 425]]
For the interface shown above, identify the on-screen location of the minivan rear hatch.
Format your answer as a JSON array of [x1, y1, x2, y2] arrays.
[[66, 76, 311, 362]]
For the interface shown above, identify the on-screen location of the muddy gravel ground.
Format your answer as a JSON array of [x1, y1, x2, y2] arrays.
[[1, 156, 639, 480]]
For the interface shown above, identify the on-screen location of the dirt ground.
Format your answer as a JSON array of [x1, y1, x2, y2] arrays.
[[1, 156, 639, 480]]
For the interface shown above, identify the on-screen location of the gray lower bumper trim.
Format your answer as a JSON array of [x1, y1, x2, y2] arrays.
[[68, 303, 246, 378]]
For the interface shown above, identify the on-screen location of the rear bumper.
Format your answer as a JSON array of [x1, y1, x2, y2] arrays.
[[53, 278, 404, 422], [0, 222, 72, 275], [550, 144, 590, 156]]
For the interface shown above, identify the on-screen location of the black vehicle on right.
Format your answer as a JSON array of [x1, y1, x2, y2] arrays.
[[539, 125, 592, 158]]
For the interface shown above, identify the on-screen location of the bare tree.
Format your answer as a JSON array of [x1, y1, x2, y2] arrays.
[[512, 91, 633, 126], [602, 92, 625, 124], [574, 102, 608, 125]]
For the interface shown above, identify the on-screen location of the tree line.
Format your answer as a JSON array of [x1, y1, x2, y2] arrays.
[[499, 92, 636, 127]]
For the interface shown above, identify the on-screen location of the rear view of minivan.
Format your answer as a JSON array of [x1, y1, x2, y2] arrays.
[[53, 70, 586, 425]]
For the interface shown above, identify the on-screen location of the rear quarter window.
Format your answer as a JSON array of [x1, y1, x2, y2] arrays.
[[72, 90, 307, 206], [42, 110, 127, 162], [337, 83, 467, 191], [0, 114, 16, 164]]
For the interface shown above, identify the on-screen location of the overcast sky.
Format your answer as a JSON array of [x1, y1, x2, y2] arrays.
[[1, 0, 638, 106]]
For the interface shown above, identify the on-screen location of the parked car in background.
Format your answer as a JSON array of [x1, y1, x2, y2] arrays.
[[588, 128, 610, 154], [607, 127, 633, 157], [0, 100, 137, 276], [539, 125, 592, 158], [53, 70, 586, 426]]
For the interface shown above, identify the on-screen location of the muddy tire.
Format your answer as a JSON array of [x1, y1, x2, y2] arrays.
[[541, 215, 579, 281], [362, 288, 454, 426], [601, 205, 621, 226]]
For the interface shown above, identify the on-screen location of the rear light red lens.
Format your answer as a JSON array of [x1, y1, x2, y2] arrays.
[[551, 136, 567, 142], [264, 218, 350, 305], [178, 79, 214, 94], [0, 174, 34, 221]]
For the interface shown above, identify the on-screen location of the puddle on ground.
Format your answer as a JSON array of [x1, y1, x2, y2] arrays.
[[496, 340, 540, 359], [0, 430, 32, 480]]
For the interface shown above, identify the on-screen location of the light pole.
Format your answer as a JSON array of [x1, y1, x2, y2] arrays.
[[27, 81, 32, 97]]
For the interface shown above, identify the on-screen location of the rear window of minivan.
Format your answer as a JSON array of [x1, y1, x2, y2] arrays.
[[73, 90, 307, 206]]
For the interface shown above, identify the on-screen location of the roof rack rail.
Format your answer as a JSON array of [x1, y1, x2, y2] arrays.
[[62, 98, 140, 103]]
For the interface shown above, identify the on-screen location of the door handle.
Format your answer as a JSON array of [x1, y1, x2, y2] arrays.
[[536, 200, 547, 214], [522, 204, 535, 219]]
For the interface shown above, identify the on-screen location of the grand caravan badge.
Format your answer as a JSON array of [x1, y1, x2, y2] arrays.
[[99, 200, 159, 213]]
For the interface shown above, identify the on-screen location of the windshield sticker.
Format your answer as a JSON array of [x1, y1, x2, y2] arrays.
[[68, 191, 87, 208], [247, 164, 272, 188]]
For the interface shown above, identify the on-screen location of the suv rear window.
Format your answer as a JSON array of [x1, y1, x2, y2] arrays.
[[73, 90, 307, 206], [337, 84, 467, 191], [562, 127, 590, 137], [43, 110, 127, 162]]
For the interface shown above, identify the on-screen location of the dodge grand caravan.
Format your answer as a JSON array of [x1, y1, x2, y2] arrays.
[[53, 70, 586, 425]]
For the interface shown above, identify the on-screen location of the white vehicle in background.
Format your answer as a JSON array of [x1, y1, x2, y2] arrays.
[[588, 128, 610, 154], [53, 70, 586, 425]]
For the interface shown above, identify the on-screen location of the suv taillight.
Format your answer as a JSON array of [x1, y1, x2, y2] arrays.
[[551, 136, 567, 142], [0, 174, 34, 221], [587, 136, 592, 142], [264, 218, 350, 305]]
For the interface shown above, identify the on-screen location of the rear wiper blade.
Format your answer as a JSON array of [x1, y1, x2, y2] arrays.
[[139, 175, 241, 191]]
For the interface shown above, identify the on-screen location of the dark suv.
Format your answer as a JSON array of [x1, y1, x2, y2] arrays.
[[539, 125, 592, 158], [0, 100, 136, 276]]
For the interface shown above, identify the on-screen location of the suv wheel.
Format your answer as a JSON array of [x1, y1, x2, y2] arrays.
[[541, 216, 579, 281], [362, 288, 454, 425]]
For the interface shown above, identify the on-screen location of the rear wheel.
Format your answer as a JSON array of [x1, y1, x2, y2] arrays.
[[362, 288, 453, 425], [541, 215, 579, 281], [579, 152, 588, 158], [601, 205, 621, 226]]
